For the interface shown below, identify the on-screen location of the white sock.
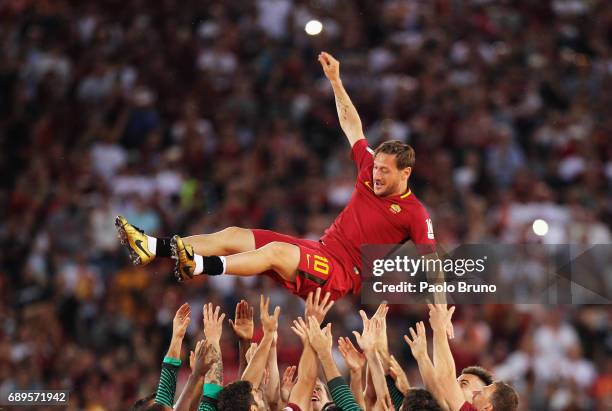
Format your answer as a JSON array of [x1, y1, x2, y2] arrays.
[[146, 235, 157, 255], [194, 255, 204, 275], [220, 256, 227, 274]]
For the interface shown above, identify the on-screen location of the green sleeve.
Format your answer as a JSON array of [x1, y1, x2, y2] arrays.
[[386, 375, 405, 410], [327, 376, 364, 411], [197, 396, 218, 411], [154, 361, 180, 406], [197, 384, 221, 411]]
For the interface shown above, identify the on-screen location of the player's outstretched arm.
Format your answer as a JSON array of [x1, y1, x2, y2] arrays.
[[429, 304, 465, 411], [338, 336, 366, 409], [280, 365, 297, 407], [174, 340, 214, 411], [155, 303, 191, 407], [264, 332, 281, 409], [202, 303, 225, 386], [372, 303, 391, 373], [241, 296, 280, 389], [387, 355, 411, 410], [285, 288, 334, 410], [229, 299, 254, 377], [289, 317, 318, 411], [318, 51, 366, 147], [353, 313, 393, 411], [404, 321, 449, 411], [360, 306, 390, 409], [306, 317, 364, 411]]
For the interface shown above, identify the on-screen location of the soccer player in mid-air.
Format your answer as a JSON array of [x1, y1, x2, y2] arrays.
[[116, 51, 436, 301]]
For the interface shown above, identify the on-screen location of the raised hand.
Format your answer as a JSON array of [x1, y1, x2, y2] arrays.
[[260, 295, 281, 335], [306, 317, 332, 355], [280, 366, 297, 403], [203, 303, 225, 345], [427, 304, 455, 337], [404, 321, 428, 361], [291, 317, 309, 345], [318, 52, 340, 82], [388, 355, 411, 395], [338, 336, 366, 372], [192, 339, 214, 377], [189, 348, 196, 372], [172, 303, 191, 340], [305, 288, 335, 324], [229, 299, 254, 341], [372, 303, 390, 366], [353, 312, 381, 353]]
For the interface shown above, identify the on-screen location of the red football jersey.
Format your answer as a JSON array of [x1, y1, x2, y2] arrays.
[[320, 139, 436, 274], [459, 402, 478, 411]]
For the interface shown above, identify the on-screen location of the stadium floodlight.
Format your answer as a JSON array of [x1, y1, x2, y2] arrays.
[[532, 219, 549, 236], [305, 20, 323, 36]]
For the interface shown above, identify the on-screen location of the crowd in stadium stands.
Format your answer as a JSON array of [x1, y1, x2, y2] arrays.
[[0, 0, 610, 409]]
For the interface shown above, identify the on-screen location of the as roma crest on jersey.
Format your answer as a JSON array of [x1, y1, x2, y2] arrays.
[[390, 204, 401, 214]]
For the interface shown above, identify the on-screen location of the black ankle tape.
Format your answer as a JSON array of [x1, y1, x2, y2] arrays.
[[157, 237, 173, 257], [203, 256, 223, 276]]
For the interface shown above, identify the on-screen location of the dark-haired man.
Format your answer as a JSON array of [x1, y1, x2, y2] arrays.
[[217, 380, 266, 411], [458, 366, 494, 403], [401, 388, 443, 411], [116, 51, 435, 302], [131, 393, 160, 411]]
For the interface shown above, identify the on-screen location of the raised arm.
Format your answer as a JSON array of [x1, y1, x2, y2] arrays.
[[362, 306, 391, 410], [280, 366, 297, 407], [319, 51, 366, 147], [174, 340, 213, 411], [387, 355, 410, 410], [229, 300, 254, 377], [288, 317, 318, 411], [202, 303, 225, 387], [353, 313, 393, 411], [404, 321, 449, 411], [155, 303, 191, 407], [307, 317, 363, 411], [429, 304, 465, 411], [241, 296, 280, 388], [372, 303, 391, 374], [338, 336, 367, 409], [287, 288, 334, 410], [264, 332, 281, 409]]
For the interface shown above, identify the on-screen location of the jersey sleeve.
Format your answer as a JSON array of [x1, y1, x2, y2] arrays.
[[155, 358, 181, 406], [198, 397, 218, 411], [327, 376, 364, 411], [408, 205, 436, 255], [350, 139, 374, 173], [385, 375, 405, 410]]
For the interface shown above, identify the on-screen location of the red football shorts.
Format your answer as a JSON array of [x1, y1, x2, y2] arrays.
[[251, 229, 357, 301]]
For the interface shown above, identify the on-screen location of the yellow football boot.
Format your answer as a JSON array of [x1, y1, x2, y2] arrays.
[[115, 215, 155, 266], [171, 235, 196, 281]]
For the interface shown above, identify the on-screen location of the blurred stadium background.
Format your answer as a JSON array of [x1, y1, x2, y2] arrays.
[[0, 0, 611, 410]]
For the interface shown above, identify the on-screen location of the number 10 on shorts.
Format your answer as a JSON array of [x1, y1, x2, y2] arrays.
[[307, 254, 330, 275]]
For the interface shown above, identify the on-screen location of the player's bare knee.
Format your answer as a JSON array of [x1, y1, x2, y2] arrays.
[[219, 226, 254, 252], [220, 226, 245, 239], [266, 241, 297, 265]]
